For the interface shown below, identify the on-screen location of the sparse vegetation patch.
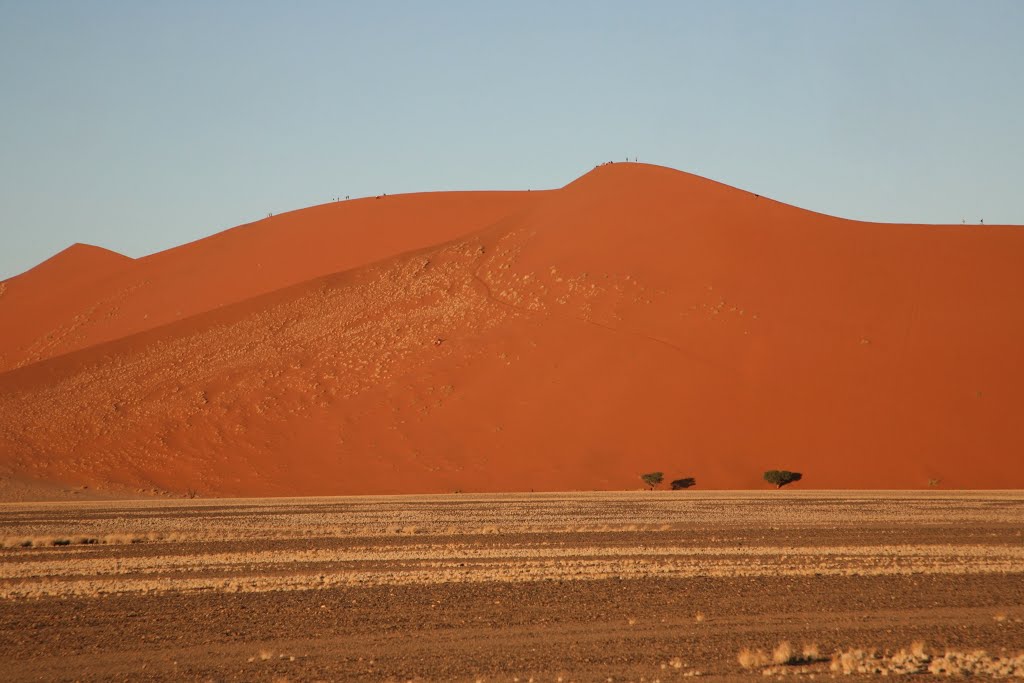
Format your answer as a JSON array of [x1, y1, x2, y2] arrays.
[[640, 472, 663, 489], [764, 470, 802, 488], [739, 640, 1024, 677]]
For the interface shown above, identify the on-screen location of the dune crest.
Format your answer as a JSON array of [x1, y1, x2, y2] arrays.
[[0, 190, 549, 372], [2, 163, 1022, 497]]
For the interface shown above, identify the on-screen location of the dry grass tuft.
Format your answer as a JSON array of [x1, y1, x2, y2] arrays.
[[772, 640, 795, 665], [738, 641, 811, 669], [830, 648, 877, 675], [694, 611, 705, 623], [738, 648, 769, 669], [102, 533, 142, 545], [910, 640, 928, 658]]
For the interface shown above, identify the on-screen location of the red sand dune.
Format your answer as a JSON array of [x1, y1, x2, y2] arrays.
[[0, 191, 548, 372], [1, 163, 1022, 496]]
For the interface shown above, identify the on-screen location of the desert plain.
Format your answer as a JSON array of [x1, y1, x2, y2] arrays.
[[2, 491, 1022, 681]]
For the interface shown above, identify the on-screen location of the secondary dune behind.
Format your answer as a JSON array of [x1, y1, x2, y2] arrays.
[[0, 190, 549, 372]]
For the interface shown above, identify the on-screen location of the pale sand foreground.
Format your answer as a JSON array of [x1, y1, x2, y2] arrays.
[[1, 491, 1022, 681]]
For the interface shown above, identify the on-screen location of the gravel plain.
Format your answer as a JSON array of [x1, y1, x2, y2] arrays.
[[1, 491, 1022, 681]]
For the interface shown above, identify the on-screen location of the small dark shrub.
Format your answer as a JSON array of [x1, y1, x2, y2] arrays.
[[671, 477, 696, 490], [764, 470, 802, 488], [641, 472, 664, 489]]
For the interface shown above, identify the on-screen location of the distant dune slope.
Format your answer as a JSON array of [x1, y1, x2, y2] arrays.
[[0, 190, 548, 372], [1, 163, 1022, 496]]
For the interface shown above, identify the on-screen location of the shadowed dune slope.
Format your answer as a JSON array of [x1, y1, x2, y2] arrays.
[[1, 163, 1022, 496], [0, 190, 549, 372]]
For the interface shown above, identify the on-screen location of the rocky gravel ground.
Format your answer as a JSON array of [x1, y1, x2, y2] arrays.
[[0, 491, 1022, 681]]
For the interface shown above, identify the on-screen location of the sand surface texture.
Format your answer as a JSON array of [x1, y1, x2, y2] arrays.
[[2, 163, 1023, 495], [1, 492, 1022, 681]]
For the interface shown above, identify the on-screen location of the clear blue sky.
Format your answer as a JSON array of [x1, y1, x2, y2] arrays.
[[2, 1, 1022, 279]]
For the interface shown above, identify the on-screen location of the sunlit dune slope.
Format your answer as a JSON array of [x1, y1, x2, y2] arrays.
[[1, 163, 1022, 496], [0, 190, 548, 372]]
